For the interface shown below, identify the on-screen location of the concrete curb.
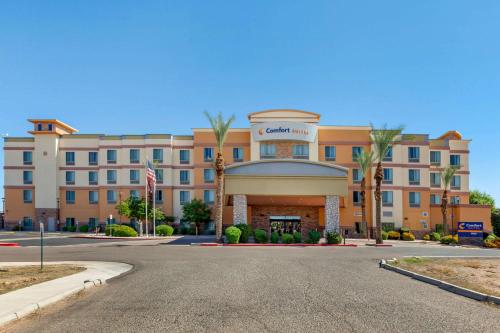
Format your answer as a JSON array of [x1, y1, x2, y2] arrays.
[[379, 259, 500, 305], [195, 243, 357, 247], [0, 261, 132, 327], [0, 243, 19, 247]]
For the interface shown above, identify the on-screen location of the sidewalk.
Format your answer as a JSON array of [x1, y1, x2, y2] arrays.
[[0, 261, 132, 327]]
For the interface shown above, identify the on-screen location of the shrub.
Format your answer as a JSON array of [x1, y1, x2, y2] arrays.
[[326, 231, 343, 244], [307, 230, 321, 244], [67, 226, 77, 232], [270, 232, 279, 244], [423, 234, 430, 241], [484, 234, 500, 248], [430, 232, 441, 241], [402, 232, 416, 241], [400, 227, 411, 234], [79, 225, 89, 233], [281, 233, 294, 244], [225, 226, 241, 244], [440, 235, 458, 245], [156, 224, 174, 236], [12, 225, 23, 231], [254, 229, 268, 243], [293, 231, 302, 243], [435, 224, 443, 234], [388, 231, 400, 240], [381, 230, 388, 240], [105, 225, 138, 237], [235, 224, 252, 243]]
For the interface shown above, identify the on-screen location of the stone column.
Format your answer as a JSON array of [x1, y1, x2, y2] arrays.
[[233, 194, 247, 225], [325, 195, 340, 233]]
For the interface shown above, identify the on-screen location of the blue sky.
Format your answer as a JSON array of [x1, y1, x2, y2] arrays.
[[1, 0, 499, 204]]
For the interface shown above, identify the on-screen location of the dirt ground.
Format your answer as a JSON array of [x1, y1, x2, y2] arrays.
[[396, 257, 500, 297], [0, 265, 85, 295]]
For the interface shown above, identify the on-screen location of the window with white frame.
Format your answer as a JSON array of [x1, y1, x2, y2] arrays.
[[451, 175, 461, 189], [430, 173, 441, 187], [383, 168, 393, 184], [88, 171, 98, 185], [66, 171, 75, 185], [233, 147, 244, 162], [23, 151, 32, 165], [260, 143, 276, 159], [382, 191, 393, 206], [23, 170, 33, 184], [107, 190, 117, 203], [129, 149, 140, 164], [180, 150, 190, 164], [153, 148, 163, 163], [383, 146, 393, 162], [66, 190, 76, 204], [430, 151, 441, 165], [430, 194, 441, 205], [450, 154, 461, 167], [408, 147, 420, 162], [155, 169, 164, 184], [66, 152, 75, 165], [204, 148, 214, 162], [180, 170, 190, 184], [292, 144, 309, 159], [130, 170, 140, 184], [88, 152, 98, 165], [409, 192, 421, 207], [352, 147, 363, 161], [107, 170, 117, 184], [408, 169, 420, 185], [88, 191, 98, 204], [204, 169, 215, 183], [204, 190, 215, 204], [155, 189, 163, 203], [180, 191, 190, 205], [352, 169, 362, 183], [107, 150, 117, 164], [325, 146, 336, 160], [23, 190, 32, 203]]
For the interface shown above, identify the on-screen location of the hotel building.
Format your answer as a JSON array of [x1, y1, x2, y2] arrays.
[[2, 110, 492, 236]]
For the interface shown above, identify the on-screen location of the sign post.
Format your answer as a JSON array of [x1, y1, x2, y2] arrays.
[[40, 222, 44, 271]]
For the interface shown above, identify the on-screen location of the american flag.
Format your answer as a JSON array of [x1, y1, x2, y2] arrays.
[[146, 160, 156, 193]]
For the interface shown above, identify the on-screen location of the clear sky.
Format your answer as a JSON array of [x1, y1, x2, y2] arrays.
[[1, 0, 499, 204]]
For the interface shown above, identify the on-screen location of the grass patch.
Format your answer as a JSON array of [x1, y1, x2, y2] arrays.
[[0, 265, 85, 295]]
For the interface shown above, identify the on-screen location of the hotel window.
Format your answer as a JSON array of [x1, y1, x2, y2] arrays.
[[65, 171, 75, 185], [130, 170, 140, 184], [129, 149, 140, 164], [352, 191, 361, 206], [382, 191, 393, 207], [66, 151, 75, 165], [130, 190, 140, 199], [260, 143, 276, 159], [180, 191, 190, 205], [204, 148, 214, 162], [352, 169, 362, 183], [153, 149, 163, 163], [107, 170, 117, 184], [430, 173, 441, 187], [23, 151, 32, 165], [451, 175, 461, 189], [233, 147, 244, 162], [204, 190, 215, 204], [65, 217, 75, 227], [88, 218, 97, 230], [325, 146, 336, 161], [37, 123, 43, 131], [107, 150, 117, 164], [430, 194, 441, 205], [155, 169, 164, 184], [88, 151, 98, 165], [409, 192, 421, 207], [180, 170, 190, 184], [450, 154, 461, 167], [66, 190, 76, 204], [293, 144, 309, 159], [48, 124, 53, 131], [23, 170, 33, 184], [155, 189, 163, 203], [383, 146, 393, 162], [23, 190, 32, 203], [352, 147, 363, 161], [408, 169, 420, 185], [180, 150, 190, 164], [88, 191, 98, 204], [430, 151, 441, 166], [408, 147, 420, 163], [383, 168, 393, 184], [204, 168, 215, 183], [88, 171, 98, 185], [451, 196, 460, 205], [107, 190, 117, 203]]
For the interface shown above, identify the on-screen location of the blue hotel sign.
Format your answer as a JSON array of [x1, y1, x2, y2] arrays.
[[457, 222, 483, 238]]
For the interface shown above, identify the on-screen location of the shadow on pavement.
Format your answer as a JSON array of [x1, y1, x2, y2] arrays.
[[162, 235, 216, 245]]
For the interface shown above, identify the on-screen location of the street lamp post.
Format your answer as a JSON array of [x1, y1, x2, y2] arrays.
[[109, 214, 113, 237]]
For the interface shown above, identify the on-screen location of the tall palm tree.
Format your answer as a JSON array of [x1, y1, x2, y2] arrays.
[[356, 150, 374, 239], [371, 125, 404, 244], [204, 111, 235, 242], [440, 165, 458, 236]]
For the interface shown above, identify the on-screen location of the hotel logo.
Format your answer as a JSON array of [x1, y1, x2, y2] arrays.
[[251, 121, 317, 142]]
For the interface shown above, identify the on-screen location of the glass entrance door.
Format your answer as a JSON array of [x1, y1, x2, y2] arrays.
[[269, 216, 301, 235]]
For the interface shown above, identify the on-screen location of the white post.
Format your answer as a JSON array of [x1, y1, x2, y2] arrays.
[[109, 214, 113, 237], [153, 183, 156, 237]]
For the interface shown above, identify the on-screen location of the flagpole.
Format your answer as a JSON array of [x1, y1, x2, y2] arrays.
[[145, 160, 148, 237], [153, 182, 156, 238]]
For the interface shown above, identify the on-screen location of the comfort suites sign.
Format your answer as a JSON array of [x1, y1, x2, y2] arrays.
[[251, 121, 317, 142]]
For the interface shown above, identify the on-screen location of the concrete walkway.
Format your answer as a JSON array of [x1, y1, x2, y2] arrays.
[[0, 261, 132, 327]]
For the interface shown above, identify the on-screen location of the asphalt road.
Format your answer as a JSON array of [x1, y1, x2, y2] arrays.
[[0, 240, 499, 333]]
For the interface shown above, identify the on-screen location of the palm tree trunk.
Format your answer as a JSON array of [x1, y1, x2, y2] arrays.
[[441, 190, 448, 236], [360, 177, 367, 239], [374, 162, 383, 244], [215, 153, 225, 242]]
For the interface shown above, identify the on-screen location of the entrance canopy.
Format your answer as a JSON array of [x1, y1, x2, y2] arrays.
[[225, 160, 348, 197]]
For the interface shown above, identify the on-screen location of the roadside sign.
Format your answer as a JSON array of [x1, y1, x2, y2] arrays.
[[457, 222, 483, 238]]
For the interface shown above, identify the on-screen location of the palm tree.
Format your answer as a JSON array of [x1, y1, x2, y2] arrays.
[[440, 165, 459, 236], [371, 125, 404, 244], [356, 150, 374, 239], [204, 111, 235, 242]]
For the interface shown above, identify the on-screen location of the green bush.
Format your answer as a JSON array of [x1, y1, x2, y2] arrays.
[[270, 232, 279, 243], [79, 225, 89, 232], [484, 234, 500, 248], [431, 232, 441, 241], [307, 230, 321, 244], [293, 231, 302, 243], [435, 224, 443, 234], [282, 233, 294, 244], [400, 227, 411, 233], [381, 230, 388, 240], [423, 234, 430, 241], [156, 224, 174, 236], [382, 223, 395, 232], [326, 231, 342, 244], [235, 224, 252, 243], [387, 231, 400, 240], [67, 226, 77, 232], [225, 226, 242, 244], [440, 235, 458, 245], [254, 229, 268, 243], [402, 232, 416, 241], [105, 225, 138, 237]]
